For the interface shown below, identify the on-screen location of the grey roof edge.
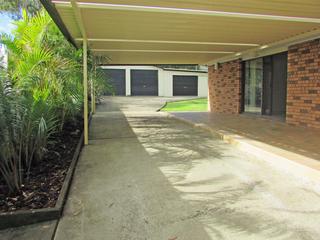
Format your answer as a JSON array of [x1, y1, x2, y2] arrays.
[[160, 68, 208, 73]]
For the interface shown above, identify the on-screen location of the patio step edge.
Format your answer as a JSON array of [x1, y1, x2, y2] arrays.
[[167, 113, 320, 192]]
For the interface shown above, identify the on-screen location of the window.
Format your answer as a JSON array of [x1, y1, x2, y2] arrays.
[[244, 58, 263, 113]]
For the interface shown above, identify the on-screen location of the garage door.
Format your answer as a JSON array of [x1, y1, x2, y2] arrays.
[[173, 76, 198, 96], [103, 69, 126, 96], [131, 70, 158, 96]]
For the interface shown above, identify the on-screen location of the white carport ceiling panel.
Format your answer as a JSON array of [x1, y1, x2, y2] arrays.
[[79, 9, 319, 44], [74, 0, 320, 18], [50, 0, 320, 64], [56, 7, 82, 38]]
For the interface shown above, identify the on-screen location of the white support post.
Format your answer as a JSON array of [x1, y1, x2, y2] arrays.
[[125, 68, 131, 96], [70, 0, 90, 144], [207, 70, 211, 112], [92, 66, 96, 114], [90, 66, 96, 114], [83, 40, 89, 145]]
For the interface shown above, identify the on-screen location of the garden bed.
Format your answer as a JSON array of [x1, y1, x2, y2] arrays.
[[0, 118, 84, 229]]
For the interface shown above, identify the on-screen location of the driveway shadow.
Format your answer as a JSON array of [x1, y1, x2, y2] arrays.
[[54, 98, 320, 240]]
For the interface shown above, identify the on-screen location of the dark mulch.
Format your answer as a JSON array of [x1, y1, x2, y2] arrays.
[[0, 118, 83, 212]]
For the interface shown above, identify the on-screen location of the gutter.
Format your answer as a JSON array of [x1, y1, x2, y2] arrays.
[[161, 68, 208, 73]]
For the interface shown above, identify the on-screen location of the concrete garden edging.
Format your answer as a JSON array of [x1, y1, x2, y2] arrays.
[[0, 132, 84, 230]]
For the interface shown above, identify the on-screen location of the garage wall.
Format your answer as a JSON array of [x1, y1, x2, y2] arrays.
[[161, 70, 208, 97], [101, 65, 208, 97]]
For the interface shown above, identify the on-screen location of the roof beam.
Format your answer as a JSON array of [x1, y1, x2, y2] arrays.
[[91, 49, 234, 54], [75, 38, 259, 47], [70, 0, 87, 39], [53, 1, 320, 23]]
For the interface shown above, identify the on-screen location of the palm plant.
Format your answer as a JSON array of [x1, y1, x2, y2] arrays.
[[0, 74, 58, 193], [0, 9, 112, 194], [0, 10, 81, 193], [92, 67, 114, 101], [88, 55, 114, 102], [2, 10, 84, 127]]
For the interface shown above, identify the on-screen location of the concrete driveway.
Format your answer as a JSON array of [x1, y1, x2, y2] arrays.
[[96, 96, 196, 112], [54, 96, 320, 240]]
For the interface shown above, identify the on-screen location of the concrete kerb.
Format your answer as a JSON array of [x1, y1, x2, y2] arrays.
[[0, 133, 83, 230], [166, 112, 320, 192], [0, 114, 94, 230], [156, 97, 204, 112], [157, 102, 167, 112]]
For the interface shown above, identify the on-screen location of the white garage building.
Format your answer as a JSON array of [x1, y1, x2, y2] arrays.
[[101, 65, 208, 97]]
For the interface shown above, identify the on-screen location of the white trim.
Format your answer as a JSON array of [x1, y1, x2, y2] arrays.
[[75, 38, 259, 47], [92, 49, 233, 54], [207, 29, 320, 65], [53, 1, 320, 23], [52, 1, 69, 7]]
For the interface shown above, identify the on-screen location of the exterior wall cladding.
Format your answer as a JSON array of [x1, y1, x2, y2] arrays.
[[208, 60, 242, 114], [208, 38, 320, 129], [287, 39, 320, 128]]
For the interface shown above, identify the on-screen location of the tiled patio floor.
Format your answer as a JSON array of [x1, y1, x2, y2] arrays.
[[170, 112, 320, 161]]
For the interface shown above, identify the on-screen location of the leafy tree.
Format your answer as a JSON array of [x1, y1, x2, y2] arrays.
[[0, 0, 42, 19]]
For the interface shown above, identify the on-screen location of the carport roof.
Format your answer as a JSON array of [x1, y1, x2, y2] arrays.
[[42, 0, 320, 64]]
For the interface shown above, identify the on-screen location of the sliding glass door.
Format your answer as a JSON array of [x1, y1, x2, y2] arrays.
[[243, 52, 287, 118], [244, 58, 263, 113]]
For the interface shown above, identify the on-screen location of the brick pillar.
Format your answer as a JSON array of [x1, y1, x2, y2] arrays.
[[287, 39, 320, 128], [208, 60, 242, 114]]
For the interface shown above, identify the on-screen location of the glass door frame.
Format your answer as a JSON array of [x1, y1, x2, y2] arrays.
[[241, 52, 288, 118], [243, 57, 263, 114]]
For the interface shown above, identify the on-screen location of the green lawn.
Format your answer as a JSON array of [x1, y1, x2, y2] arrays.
[[161, 98, 208, 112]]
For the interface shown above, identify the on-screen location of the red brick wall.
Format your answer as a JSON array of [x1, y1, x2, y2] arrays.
[[286, 39, 320, 128], [208, 60, 242, 114]]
